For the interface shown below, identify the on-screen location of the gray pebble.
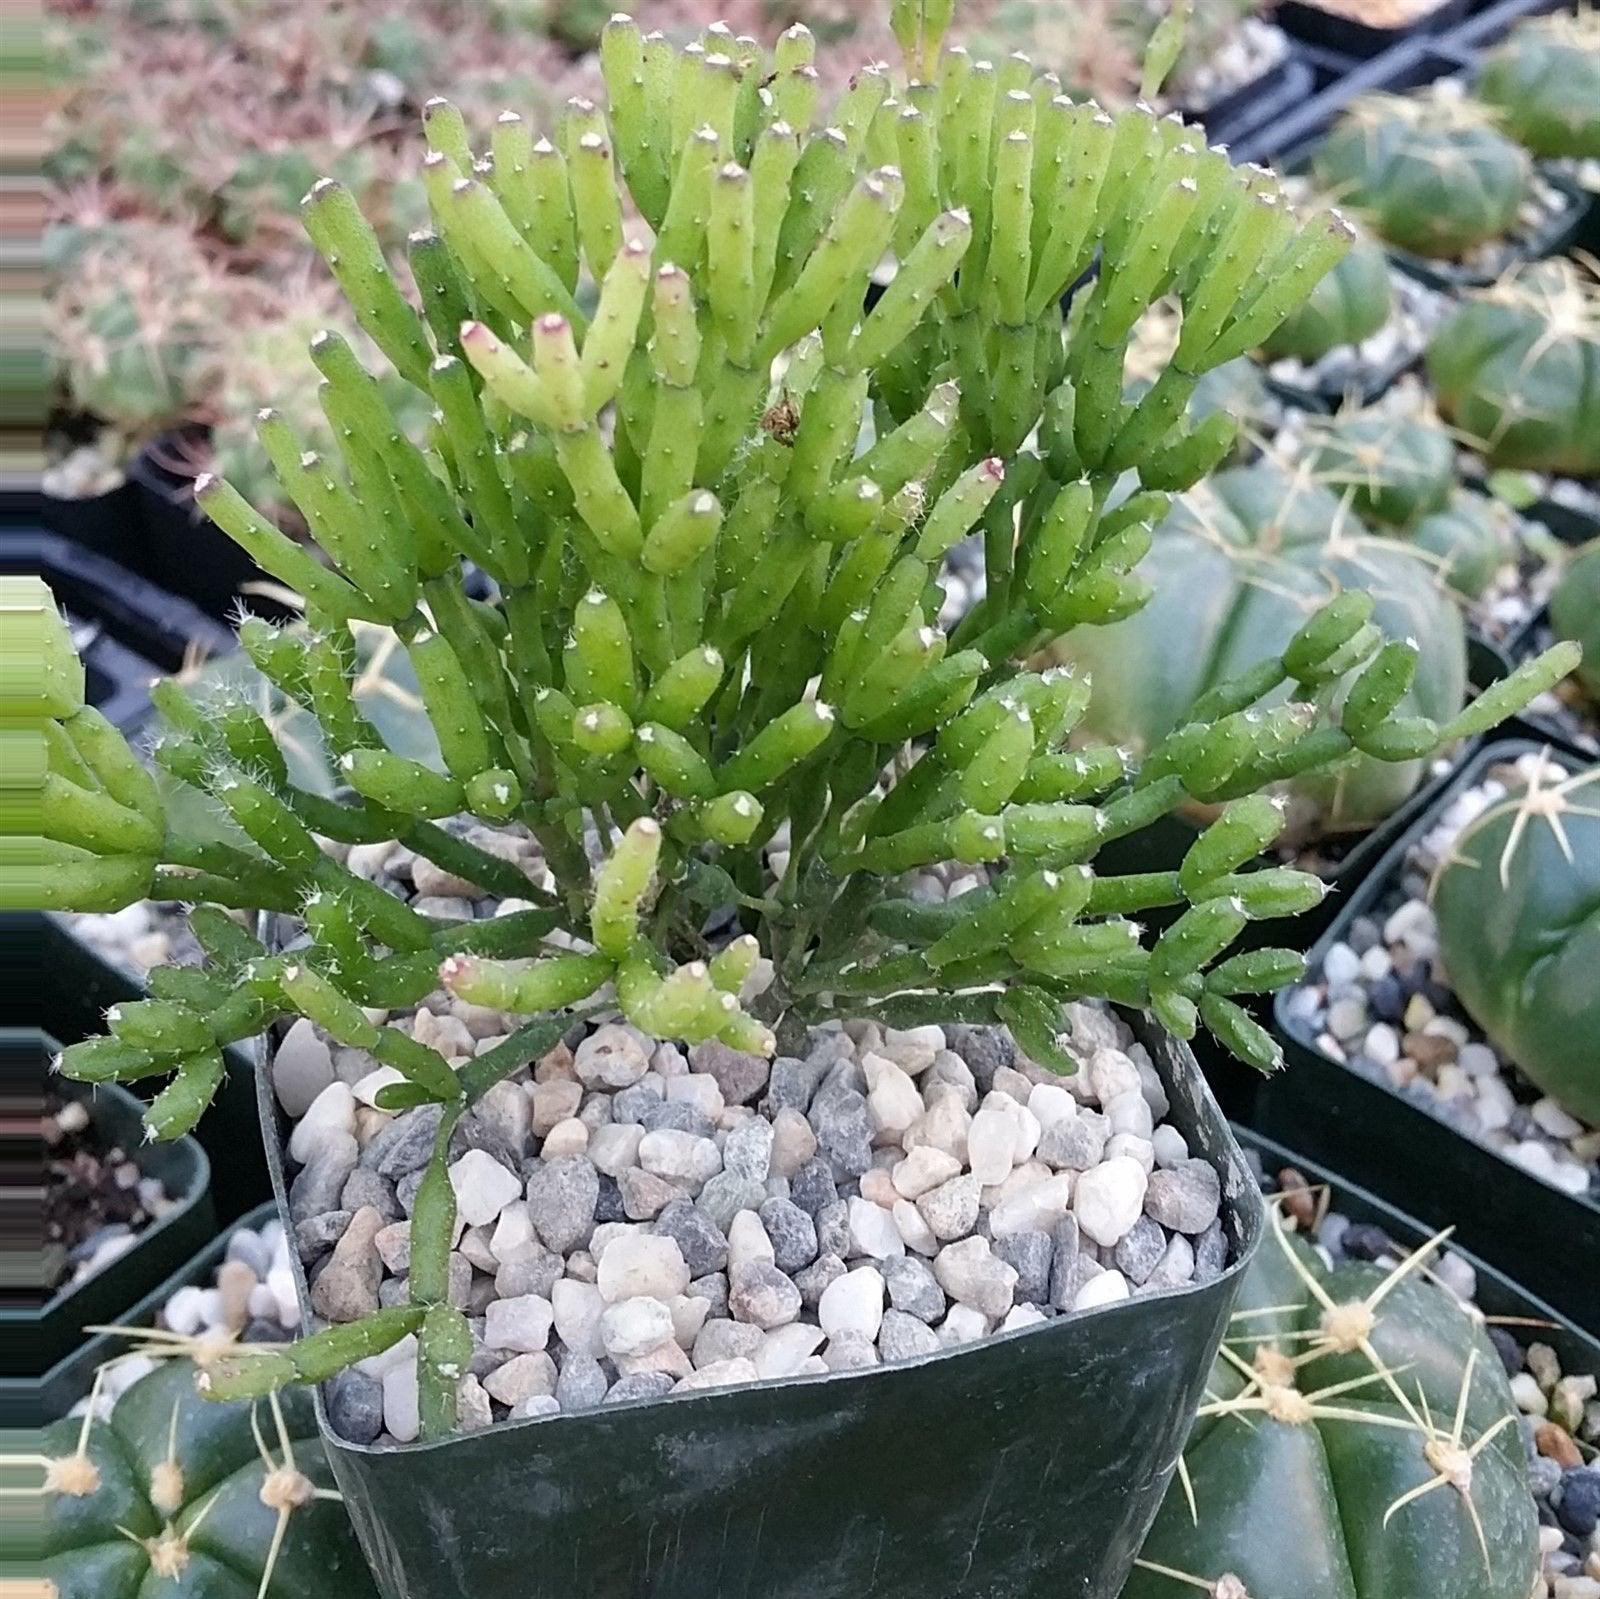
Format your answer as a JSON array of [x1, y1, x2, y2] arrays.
[[555, 1353, 609, 1412], [809, 1088, 873, 1181], [879, 1308, 941, 1362], [696, 1172, 766, 1233], [638, 1099, 716, 1138], [290, 1137, 359, 1224], [612, 1084, 664, 1123], [691, 1040, 770, 1106], [494, 1246, 563, 1301], [993, 1230, 1053, 1305], [594, 1172, 625, 1224], [1048, 1215, 1083, 1311], [309, 1208, 385, 1323], [789, 1158, 838, 1216], [881, 1255, 946, 1324], [365, 1105, 444, 1179], [1114, 1216, 1168, 1287], [295, 1211, 352, 1262], [765, 1057, 822, 1116], [341, 1169, 403, 1223], [823, 1331, 879, 1371], [1144, 1161, 1222, 1236], [689, 1271, 729, 1320], [694, 1319, 765, 1368], [792, 1254, 847, 1309], [759, 1197, 817, 1273], [524, 1157, 599, 1253], [724, 1119, 775, 1182], [619, 1167, 682, 1221], [654, 1199, 730, 1277], [949, 1025, 1013, 1088], [1193, 1220, 1227, 1284], [326, 1368, 384, 1444], [1038, 1113, 1109, 1172], [605, 1372, 675, 1405], [815, 1200, 850, 1259]]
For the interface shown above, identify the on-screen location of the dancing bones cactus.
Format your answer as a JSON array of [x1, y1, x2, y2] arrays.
[[1475, 9, 1600, 162], [1124, 1207, 1538, 1599], [1258, 223, 1391, 364], [1050, 458, 1472, 835], [1433, 751, 1600, 1124], [39, 1358, 377, 1598], [16, 3, 1577, 1439], [1312, 90, 1531, 261], [1426, 257, 1600, 477], [1551, 540, 1600, 701]]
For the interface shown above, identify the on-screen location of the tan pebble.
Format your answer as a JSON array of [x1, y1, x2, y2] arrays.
[[1535, 1421, 1582, 1469]]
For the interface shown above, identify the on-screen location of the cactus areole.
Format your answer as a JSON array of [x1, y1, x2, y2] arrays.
[[1433, 751, 1600, 1125], [16, 0, 1577, 1477], [1126, 1207, 1539, 1599]]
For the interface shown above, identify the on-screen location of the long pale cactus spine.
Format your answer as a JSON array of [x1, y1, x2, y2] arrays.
[[19, 2, 1578, 1441]]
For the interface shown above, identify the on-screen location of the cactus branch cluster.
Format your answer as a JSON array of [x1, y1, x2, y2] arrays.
[[15, 2, 1579, 1438]]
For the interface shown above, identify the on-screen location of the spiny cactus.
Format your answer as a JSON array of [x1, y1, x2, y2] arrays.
[[40, 1359, 377, 1598], [1303, 404, 1456, 529], [1433, 750, 1600, 1124], [1551, 539, 1600, 701], [18, 4, 1576, 1439], [1409, 491, 1516, 602], [1313, 90, 1532, 261], [1259, 219, 1391, 364], [1475, 9, 1600, 162], [1125, 1206, 1539, 1599], [1426, 257, 1600, 476]]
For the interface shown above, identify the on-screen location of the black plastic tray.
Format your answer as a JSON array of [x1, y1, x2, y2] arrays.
[[1193, 55, 1319, 151], [6, 1029, 215, 1378], [0, 1201, 281, 1429], [1276, 0, 1470, 60], [1259, 739, 1598, 1328]]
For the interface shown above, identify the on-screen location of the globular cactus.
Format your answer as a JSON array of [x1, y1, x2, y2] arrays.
[[1259, 223, 1392, 363], [1550, 540, 1600, 700], [1434, 751, 1600, 1124], [1426, 258, 1600, 476], [1126, 1207, 1539, 1599], [1305, 406, 1456, 529], [1475, 9, 1600, 161], [1313, 90, 1531, 260], [18, 1, 1575, 1441], [41, 1358, 378, 1598], [1049, 459, 1470, 834], [1410, 491, 1516, 601]]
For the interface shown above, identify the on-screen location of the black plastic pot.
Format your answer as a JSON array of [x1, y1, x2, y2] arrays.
[[0, 912, 272, 1224], [0, 1201, 281, 1429], [41, 479, 143, 569], [1275, 0, 1469, 60], [1234, 1126, 1598, 1376], [1259, 739, 1598, 1328], [1188, 55, 1318, 151], [254, 1018, 1264, 1599], [4, 529, 237, 731], [7, 1028, 215, 1379]]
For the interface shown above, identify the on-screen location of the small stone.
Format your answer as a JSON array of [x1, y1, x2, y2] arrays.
[[904, 1093, 971, 1165], [950, 1025, 1013, 1087], [1193, 1220, 1228, 1283], [1001, 1304, 1047, 1333], [823, 1331, 880, 1371], [880, 1025, 944, 1075], [638, 1129, 722, 1188], [289, 1135, 359, 1225], [309, 1208, 385, 1323], [665, 1071, 723, 1118], [879, 1308, 941, 1362], [296, 1211, 352, 1262], [847, 1196, 905, 1260], [525, 1156, 600, 1253], [455, 1375, 494, 1431], [288, 1082, 357, 1164], [913, 1173, 981, 1242], [1038, 1112, 1109, 1172], [676, 1357, 760, 1393], [728, 1262, 803, 1328], [1105, 1089, 1153, 1140], [600, 1296, 676, 1359], [691, 1040, 770, 1106], [1047, 1215, 1083, 1310], [597, 1233, 691, 1303], [864, 1053, 923, 1140], [273, 1019, 336, 1117], [809, 1087, 874, 1180], [819, 1264, 886, 1341], [1148, 1233, 1195, 1289], [508, 1394, 561, 1422], [605, 1372, 675, 1405], [990, 1174, 1074, 1239], [756, 1323, 827, 1379], [723, 1119, 775, 1182], [759, 1197, 818, 1273], [410, 1007, 475, 1059], [892, 1199, 938, 1255], [1151, 1126, 1189, 1169], [365, 1105, 444, 1179], [1143, 1160, 1222, 1235], [484, 1352, 557, 1406], [382, 1359, 420, 1443], [327, 1369, 383, 1444], [547, 1278, 604, 1358], [727, 1209, 775, 1271], [618, 1167, 682, 1221], [450, 1149, 522, 1229], [695, 1172, 767, 1233], [892, 1146, 962, 1200], [1074, 1156, 1148, 1247], [967, 1100, 1021, 1185], [767, 1108, 818, 1179], [993, 1230, 1053, 1305], [484, 1294, 553, 1353], [1114, 1215, 1168, 1286], [934, 1236, 1018, 1318], [789, 1158, 838, 1215], [881, 1255, 946, 1323], [1073, 1269, 1130, 1311], [574, 1024, 651, 1089], [938, 1304, 990, 1347]]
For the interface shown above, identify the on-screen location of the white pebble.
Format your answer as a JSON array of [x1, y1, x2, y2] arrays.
[[288, 1082, 357, 1163], [449, 1149, 523, 1229], [1073, 1270, 1131, 1311], [818, 1265, 886, 1341], [1073, 1157, 1148, 1247], [847, 1196, 905, 1260], [597, 1233, 691, 1303]]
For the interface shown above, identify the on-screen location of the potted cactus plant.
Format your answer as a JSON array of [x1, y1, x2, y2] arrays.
[[20, 4, 1579, 1594], [1474, 8, 1600, 164]]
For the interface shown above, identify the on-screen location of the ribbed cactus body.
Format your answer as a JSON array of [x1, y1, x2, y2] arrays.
[[1409, 492, 1515, 600], [1260, 228, 1392, 362], [1426, 258, 1600, 475], [1051, 461, 1468, 833], [1434, 754, 1600, 1123], [1313, 93, 1530, 259], [1550, 540, 1600, 699], [1126, 1213, 1538, 1599], [42, 1358, 378, 1598], [1306, 409, 1455, 528], [1476, 11, 1600, 160]]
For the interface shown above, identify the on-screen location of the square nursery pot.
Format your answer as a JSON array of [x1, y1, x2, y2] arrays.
[[1274, 0, 1470, 60], [1258, 740, 1599, 1328], [1183, 52, 1318, 152], [8, 1029, 214, 1379], [1, 912, 272, 1224], [0, 1201, 280, 1429], [254, 1017, 1265, 1599], [1233, 1125, 1598, 1378]]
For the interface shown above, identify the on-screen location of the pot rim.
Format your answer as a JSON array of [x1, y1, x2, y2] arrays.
[[251, 1001, 1266, 1459]]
